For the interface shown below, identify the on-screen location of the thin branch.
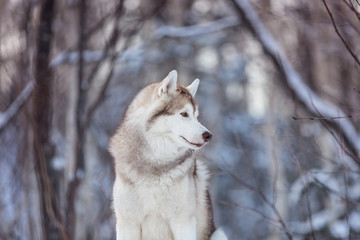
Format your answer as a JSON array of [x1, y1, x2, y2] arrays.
[[49, 16, 240, 67], [311, 100, 360, 163], [312, 177, 360, 203], [80, 2, 125, 91], [292, 115, 359, 120], [288, 204, 346, 234], [230, 0, 360, 162], [83, 6, 120, 40], [322, 0, 360, 67], [289, 154, 317, 239], [340, 149, 355, 239], [221, 162, 294, 240], [217, 200, 285, 230], [342, 0, 360, 22], [84, 39, 120, 129], [65, 0, 88, 238], [303, 164, 317, 239], [154, 16, 240, 39], [0, 81, 34, 131], [322, 117, 360, 163]]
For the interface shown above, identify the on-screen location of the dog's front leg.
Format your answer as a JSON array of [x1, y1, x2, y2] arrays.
[[116, 222, 141, 240], [170, 216, 197, 240]]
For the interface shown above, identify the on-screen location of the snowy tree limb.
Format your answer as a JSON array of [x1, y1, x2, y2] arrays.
[[0, 81, 34, 131], [49, 47, 146, 67], [230, 0, 360, 161], [153, 16, 239, 38], [49, 17, 239, 67]]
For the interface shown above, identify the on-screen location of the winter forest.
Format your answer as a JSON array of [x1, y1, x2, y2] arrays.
[[1, 0, 360, 239]]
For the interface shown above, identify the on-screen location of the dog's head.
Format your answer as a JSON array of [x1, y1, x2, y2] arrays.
[[143, 70, 212, 150]]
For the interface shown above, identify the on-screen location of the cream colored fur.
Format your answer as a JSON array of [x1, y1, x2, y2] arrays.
[[109, 70, 227, 240]]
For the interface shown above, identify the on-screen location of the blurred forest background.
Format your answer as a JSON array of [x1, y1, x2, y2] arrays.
[[1, 0, 360, 239]]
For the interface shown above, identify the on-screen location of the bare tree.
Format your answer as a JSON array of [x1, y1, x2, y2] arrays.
[[32, 0, 66, 239]]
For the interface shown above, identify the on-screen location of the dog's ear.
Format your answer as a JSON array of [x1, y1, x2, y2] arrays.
[[186, 79, 199, 97], [158, 70, 178, 98]]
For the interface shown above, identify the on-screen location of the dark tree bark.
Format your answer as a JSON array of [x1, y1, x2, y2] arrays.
[[32, 0, 66, 239]]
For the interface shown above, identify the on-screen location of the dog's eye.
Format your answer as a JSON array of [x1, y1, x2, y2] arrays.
[[180, 112, 189, 118]]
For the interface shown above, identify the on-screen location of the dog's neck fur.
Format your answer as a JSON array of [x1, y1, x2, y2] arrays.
[[111, 124, 195, 183]]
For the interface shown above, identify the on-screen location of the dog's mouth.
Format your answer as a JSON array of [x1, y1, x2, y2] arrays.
[[180, 136, 203, 148]]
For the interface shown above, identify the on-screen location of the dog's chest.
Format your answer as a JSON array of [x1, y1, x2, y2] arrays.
[[137, 174, 196, 215]]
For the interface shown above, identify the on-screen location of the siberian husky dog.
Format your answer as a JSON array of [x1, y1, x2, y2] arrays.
[[109, 70, 227, 240]]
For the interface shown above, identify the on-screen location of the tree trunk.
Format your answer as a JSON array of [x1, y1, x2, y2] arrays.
[[33, 0, 65, 239]]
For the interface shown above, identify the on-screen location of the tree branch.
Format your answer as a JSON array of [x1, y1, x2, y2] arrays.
[[49, 16, 240, 66], [322, 0, 360, 67], [0, 81, 34, 131], [230, 0, 360, 162], [154, 16, 240, 39], [222, 163, 294, 240], [289, 204, 346, 234]]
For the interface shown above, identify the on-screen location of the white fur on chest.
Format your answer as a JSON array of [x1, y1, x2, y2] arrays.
[[113, 158, 198, 240], [115, 164, 196, 215]]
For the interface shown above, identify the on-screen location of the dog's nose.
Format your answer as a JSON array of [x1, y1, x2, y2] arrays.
[[202, 131, 212, 142]]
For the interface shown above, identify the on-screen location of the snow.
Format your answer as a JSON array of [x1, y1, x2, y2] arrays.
[[330, 220, 349, 238], [349, 211, 360, 231]]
